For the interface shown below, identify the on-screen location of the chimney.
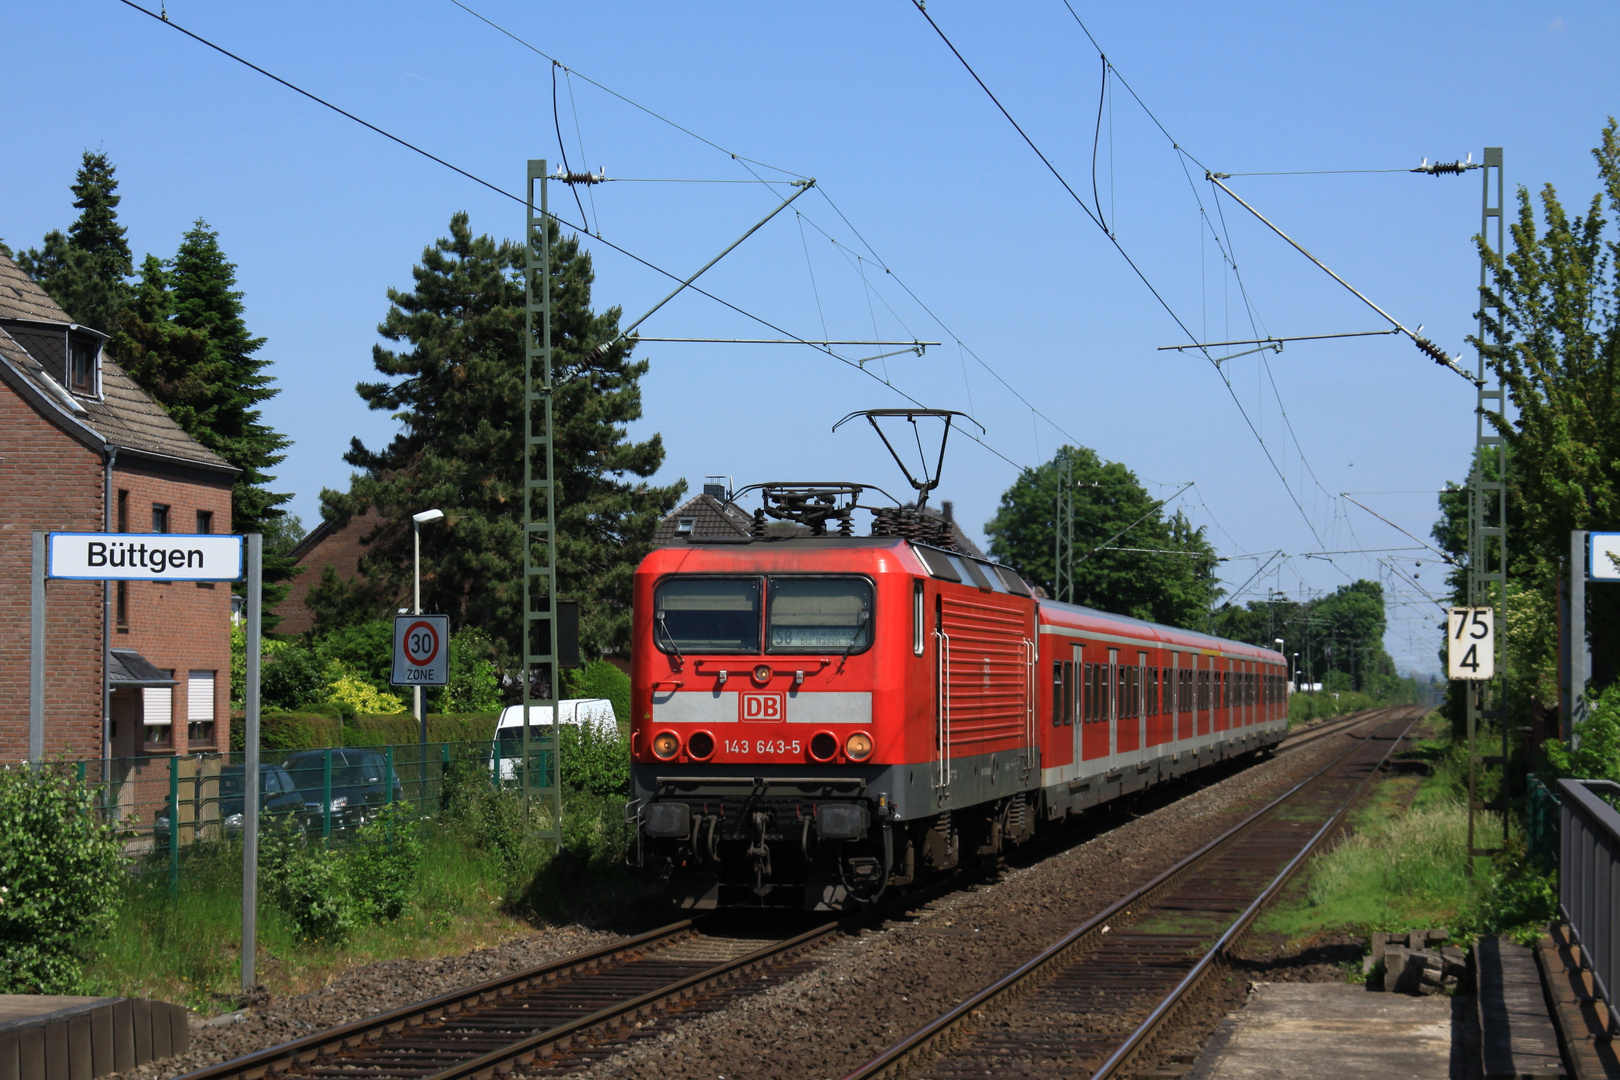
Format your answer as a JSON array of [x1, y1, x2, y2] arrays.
[[703, 475, 730, 499]]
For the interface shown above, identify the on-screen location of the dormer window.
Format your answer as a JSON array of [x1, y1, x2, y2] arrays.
[[69, 337, 97, 394]]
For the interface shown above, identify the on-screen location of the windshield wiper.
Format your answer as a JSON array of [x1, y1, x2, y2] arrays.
[[655, 611, 684, 670], [836, 612, 871, 673]]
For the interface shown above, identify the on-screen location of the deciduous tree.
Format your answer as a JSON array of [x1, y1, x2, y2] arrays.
[[984, 445, 1220, 627]]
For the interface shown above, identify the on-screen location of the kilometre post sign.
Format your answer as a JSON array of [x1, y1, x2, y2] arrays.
[[392, 614, 449, 686], [1447, 606, 1495, 680], [48, 531, 244, 581]]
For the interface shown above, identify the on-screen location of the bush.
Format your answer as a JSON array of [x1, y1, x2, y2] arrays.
[[564, 660, 631, 727], [317, 621, 396, 688], [342, 714, 499, 746], [229, 710, 343, 752], [261, 833, 354, 944], [261, 646, 327, 711], [1544, 682, 1620, 783], [442, 627, 503, 714], [559, 723, 630, 797], [325, 660, 406, 716], [0, 766, 126, 992], [346, 804, 425, 922]]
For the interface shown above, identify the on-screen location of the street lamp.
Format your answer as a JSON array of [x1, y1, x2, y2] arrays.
[[412, 509, 445, 746], [1292, 652, 1300, 693]]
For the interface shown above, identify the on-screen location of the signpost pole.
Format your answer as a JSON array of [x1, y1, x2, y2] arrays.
[[29, 531, 45, 764], [242, 533, 262, 993], [1569, 530, 1589, 743]]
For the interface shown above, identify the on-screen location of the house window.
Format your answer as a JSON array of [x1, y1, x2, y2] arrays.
[[675, 517, 695, 536], [195, 511, 216, 588], [187, 671, 216, 745], [142, 685, 172, 748], [151, 504, 169, 533], [117, 490, 128, 532], [69, 339, 97, 394], [115, 581, 129, 630]]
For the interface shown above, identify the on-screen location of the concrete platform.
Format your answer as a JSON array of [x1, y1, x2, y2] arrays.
[[0, 995, 188, 1080], [1186, 982, 1478, 1080]]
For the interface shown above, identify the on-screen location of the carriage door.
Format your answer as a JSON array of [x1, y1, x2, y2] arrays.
[[1107, 648, 1119, 769], [1072, 643, 1085, 772], [1137, 652, 1148, 755]]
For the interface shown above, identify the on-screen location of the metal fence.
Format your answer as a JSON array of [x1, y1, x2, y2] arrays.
[[62, 738, 557, 891], [1558, 778, 1620, 1020], [1527, 775, 1561, 874]]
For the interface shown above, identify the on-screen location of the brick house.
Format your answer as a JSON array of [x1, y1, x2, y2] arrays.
[[271, 510, 390, 636], [0, 253, 237, 763]]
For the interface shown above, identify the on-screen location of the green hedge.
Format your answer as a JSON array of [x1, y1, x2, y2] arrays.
[[340, 713, 500, 746], [229, 711, 497, 751]]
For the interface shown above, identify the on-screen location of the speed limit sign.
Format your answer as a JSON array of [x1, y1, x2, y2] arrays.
[[1447, 607, 1494, 680], [392, 614, 450, 686]]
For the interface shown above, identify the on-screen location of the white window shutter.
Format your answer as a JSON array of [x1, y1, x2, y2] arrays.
[[188, 671, 215, 721], [143, 686, 173, 725]]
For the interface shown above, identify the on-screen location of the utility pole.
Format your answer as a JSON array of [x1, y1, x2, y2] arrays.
[[1054, 449, 1074, 604], [522, 160, 563, 840], [1467, 148, 1509, 871]]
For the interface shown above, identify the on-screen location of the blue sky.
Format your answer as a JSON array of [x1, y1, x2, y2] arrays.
[[6, 1, 1618, 675]]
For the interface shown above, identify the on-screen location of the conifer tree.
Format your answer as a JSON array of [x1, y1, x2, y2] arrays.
[[114, 222, 296, 616], [323, 211, 683, 660], [17, 151, 134, 333]]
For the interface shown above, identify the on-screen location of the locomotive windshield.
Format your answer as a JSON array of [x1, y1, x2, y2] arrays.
[[767, 577, 873, 652], [654, 577, 761, 653], [652, 575, 873, 654]]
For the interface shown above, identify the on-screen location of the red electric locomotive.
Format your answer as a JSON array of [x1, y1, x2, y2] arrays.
[[626, 482, 1289, 911]]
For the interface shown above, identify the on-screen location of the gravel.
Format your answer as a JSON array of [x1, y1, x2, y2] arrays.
[[548, 721, 1391, 1080], [109, 926, 621, 1080], [114, 714, 1390, 1080]]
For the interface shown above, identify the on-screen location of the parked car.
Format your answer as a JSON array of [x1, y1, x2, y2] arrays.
[[493, 699, 616, 781], [153, 763, 304, 845], [281, 747, 406, 829]]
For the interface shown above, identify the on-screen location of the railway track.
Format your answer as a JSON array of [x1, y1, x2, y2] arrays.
[[839, 704, 1426, 1080], [176, 917, 836, 1080], [1275, 706, 1393, 754], [180, 707, 1413, 1080]]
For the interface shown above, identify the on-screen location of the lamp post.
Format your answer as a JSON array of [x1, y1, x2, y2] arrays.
[[412, 509, 445, 747], [1292, 652, 1300, 693]]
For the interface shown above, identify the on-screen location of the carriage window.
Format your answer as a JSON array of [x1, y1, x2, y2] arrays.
[[654, 577, 761, 653], [914, 580, 925, 655], [767, 577, 873, 653]]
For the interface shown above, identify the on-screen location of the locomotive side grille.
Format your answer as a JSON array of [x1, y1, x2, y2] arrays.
[[939, 595, 1031, 750]]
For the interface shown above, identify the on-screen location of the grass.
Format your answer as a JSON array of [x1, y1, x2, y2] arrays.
[[80, 782, 648, 1014], [82, 828, 534, 1013], [1255, 714, 1556, 949]]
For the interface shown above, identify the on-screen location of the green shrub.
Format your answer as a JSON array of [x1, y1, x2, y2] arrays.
[[559, 723, 630, 796], [316, 621, 396, 688], [441, 627, 503, 714], [564, 661, 631, 727], [1545, 683, 1620, 784], [0, 766, 126, 992], [229, 710, 343, 752], [342, 714, 499, 746], [261, 832, 355, 943], [345, 804, 425, 922], [261, 646, 327, 711]]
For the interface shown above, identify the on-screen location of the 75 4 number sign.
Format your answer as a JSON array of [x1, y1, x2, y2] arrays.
[[1447, 607, 1494, 680]]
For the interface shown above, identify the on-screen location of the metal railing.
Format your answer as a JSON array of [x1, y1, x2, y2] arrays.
[[1527, 775, 1560, 874], [1558, 778, 1620, 1016]]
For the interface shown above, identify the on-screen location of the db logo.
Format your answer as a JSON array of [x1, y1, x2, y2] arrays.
[[739, 691, 786, 723]]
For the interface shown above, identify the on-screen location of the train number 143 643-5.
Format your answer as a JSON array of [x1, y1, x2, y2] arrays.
[[724, 738, 802, 755]]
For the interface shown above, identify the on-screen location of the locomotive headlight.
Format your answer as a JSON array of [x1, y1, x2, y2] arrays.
[[753, 664, 772, 684], [845, 732, 874, 761], [652, 731, 682, 759]]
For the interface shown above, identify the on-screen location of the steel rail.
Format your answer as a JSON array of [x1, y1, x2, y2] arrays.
[[838, 705, 1422, 1080], [1087, 708, 1419, 1080], [172, 920, 700, 1080], [1275, 707, 1392, 754]]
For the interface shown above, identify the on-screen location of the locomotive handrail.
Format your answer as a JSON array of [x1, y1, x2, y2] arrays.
[[935, 628, 952, 790], [655, 775, 867, 790]]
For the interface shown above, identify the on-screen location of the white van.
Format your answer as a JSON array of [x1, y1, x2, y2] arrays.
[[492, 698, 617, 780]]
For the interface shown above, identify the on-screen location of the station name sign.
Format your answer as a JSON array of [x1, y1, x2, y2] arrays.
[[48, 532, 244, 582]]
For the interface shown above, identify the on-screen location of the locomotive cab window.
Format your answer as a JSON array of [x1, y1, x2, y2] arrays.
[[654, 577, 761, 653], [767, 577, 873, 653]]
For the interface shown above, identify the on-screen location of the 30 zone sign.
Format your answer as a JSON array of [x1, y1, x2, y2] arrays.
[[392, 614, 450, 686], [1447, 607, 1494, 681]]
